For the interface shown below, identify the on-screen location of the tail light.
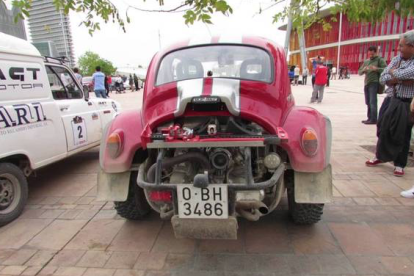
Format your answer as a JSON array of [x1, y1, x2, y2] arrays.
[[149, 191, 172, 202], [301, 128, 318, 156], [107, 130, 124, 158]]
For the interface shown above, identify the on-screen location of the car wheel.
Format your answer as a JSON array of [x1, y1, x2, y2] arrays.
[[287, 182, 324, 225], [114, 171, 151, 220], [0, 163, 28, 227]]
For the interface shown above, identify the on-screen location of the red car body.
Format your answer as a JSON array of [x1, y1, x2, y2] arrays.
[[100, 36, 330, 174], [99, 35, 332, 239]]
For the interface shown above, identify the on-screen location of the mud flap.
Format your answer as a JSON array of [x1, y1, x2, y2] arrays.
[[171, 215, 238, 240], [294, 164, 332, 204], [97, 168, 130, 201]]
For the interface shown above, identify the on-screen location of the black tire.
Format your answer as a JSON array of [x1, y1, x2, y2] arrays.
[[287, 186, 324, 225], [0, 163, 28, 227], [114, 172, 151, 220]]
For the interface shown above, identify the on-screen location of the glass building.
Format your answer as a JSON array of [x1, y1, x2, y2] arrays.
[[28, 0, 75, 67], [0, 2, 27, 40]]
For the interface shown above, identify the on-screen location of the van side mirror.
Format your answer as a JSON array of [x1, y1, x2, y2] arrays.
[[84, 86, 90, 101]]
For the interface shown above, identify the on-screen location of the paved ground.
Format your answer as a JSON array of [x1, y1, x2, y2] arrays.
[[2, 76, 414, 276]]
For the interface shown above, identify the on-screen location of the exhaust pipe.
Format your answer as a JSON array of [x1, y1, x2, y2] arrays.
[[236, 201, 269, 221]]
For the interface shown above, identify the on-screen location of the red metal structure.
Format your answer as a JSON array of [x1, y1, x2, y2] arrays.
[[287, 12, 414, 73]]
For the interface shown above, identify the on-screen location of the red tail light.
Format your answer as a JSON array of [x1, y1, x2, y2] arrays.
[[301, 128, 318, 156], [107, 130, 124, 158], [149, 191, 172, 202]]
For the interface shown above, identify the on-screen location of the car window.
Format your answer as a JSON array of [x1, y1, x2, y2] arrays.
[[46, 66, 83, 100], [156, 45, 273, 86]]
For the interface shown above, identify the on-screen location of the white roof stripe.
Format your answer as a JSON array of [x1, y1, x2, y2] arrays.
[[218, 33, 243, 44], [188, 35, 213, 46]]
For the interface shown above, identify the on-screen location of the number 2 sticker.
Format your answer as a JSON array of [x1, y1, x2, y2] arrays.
[[71, 116, 87, 146]]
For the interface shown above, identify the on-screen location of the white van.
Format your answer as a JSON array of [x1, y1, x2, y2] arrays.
[[0, 33, 121, 226]]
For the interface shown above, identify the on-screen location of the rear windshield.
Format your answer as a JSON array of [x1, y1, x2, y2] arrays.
[[156, 45, 273, 86]]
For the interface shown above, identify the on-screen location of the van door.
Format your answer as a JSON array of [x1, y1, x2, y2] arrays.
[[45, 65, 102, 151]]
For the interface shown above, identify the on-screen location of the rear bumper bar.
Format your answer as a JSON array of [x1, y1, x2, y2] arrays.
[[136, 147, 285, 191]]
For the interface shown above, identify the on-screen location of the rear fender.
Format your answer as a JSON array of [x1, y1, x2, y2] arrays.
[[281, 106, 332, 172], [294, 164, 333, 204], [97, 168, 131, 202], [99, 110, 145, 173]]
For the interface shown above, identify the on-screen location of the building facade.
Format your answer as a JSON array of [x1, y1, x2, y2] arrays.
[[0, 2, 27, 40], [287, 11, 414, 73], [28, 0, 75, 66]]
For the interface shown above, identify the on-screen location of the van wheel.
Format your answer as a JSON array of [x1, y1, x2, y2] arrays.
[[0, 163, 29, 227], [287, 186, 324, 225], [114, 172, 150, 220]]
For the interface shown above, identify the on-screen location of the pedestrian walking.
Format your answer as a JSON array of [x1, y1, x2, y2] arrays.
[[302, 68, 308, 85], [366, 30, 414, 180], [358, 46, 387, 124], [92, 66, 107, 98], [294, 65, 300, 86], [310, 60, 328, 103], [331, 66, 337, 80], [133, 74, 139, 91]]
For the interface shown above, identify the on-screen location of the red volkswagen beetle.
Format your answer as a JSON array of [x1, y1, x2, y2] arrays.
[[98, 36, 332, 239]]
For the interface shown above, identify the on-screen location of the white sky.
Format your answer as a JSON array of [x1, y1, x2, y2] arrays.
[[65, 0, 287, 69]]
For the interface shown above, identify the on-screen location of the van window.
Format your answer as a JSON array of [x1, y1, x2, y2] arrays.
[[46, 66, 83, 100]]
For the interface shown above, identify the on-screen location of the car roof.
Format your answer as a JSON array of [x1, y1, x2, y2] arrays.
[[157, 35, 283, 57], [0, 32, 41, 57]]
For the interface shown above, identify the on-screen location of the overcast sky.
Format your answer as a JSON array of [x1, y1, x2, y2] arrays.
[[64, 0, 287, 69]]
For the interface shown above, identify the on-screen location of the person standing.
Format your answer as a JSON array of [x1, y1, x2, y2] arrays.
[[331, 66, 337, 80], [310, 56, 324, 87], [294, 65, 300, 86], [92, 66, 107, 98], [302, 68, 308, 85], [73, 68, 82, 84], [129, 74, 134, 91], [104, 75, 110, 97], [326, 66, 331, 87], [133, 74, 139, 91], [366, 30, 414, 179], [310, 61, 328, 103], [358, 46, 387, 124], [107, 75, 112, 93]]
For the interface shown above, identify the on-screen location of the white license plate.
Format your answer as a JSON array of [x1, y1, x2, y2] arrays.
[[177, 185, 228, 219]]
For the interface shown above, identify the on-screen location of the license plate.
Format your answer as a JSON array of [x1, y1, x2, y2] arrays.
[[177, 185, 228, 219]]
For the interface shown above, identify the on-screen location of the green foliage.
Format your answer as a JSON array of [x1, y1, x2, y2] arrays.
[[3, 0, 232, 34], [78, 51, 117, 76], [183, 0, 233, 25], [3, 0, 414, 34]]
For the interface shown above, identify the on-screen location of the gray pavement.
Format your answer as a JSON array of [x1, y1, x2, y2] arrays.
[[1, 76, 414, 276]]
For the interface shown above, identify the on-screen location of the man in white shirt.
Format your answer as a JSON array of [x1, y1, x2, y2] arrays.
[[331, 66, 337, 80], [73, 68, 82, 84], [294, 65, 300, 86]]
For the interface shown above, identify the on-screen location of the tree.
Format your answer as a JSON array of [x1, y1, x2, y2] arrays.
[[4, 0, 414, 34], [78, 51, 117, 76], [6, 0, 232, 35]]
